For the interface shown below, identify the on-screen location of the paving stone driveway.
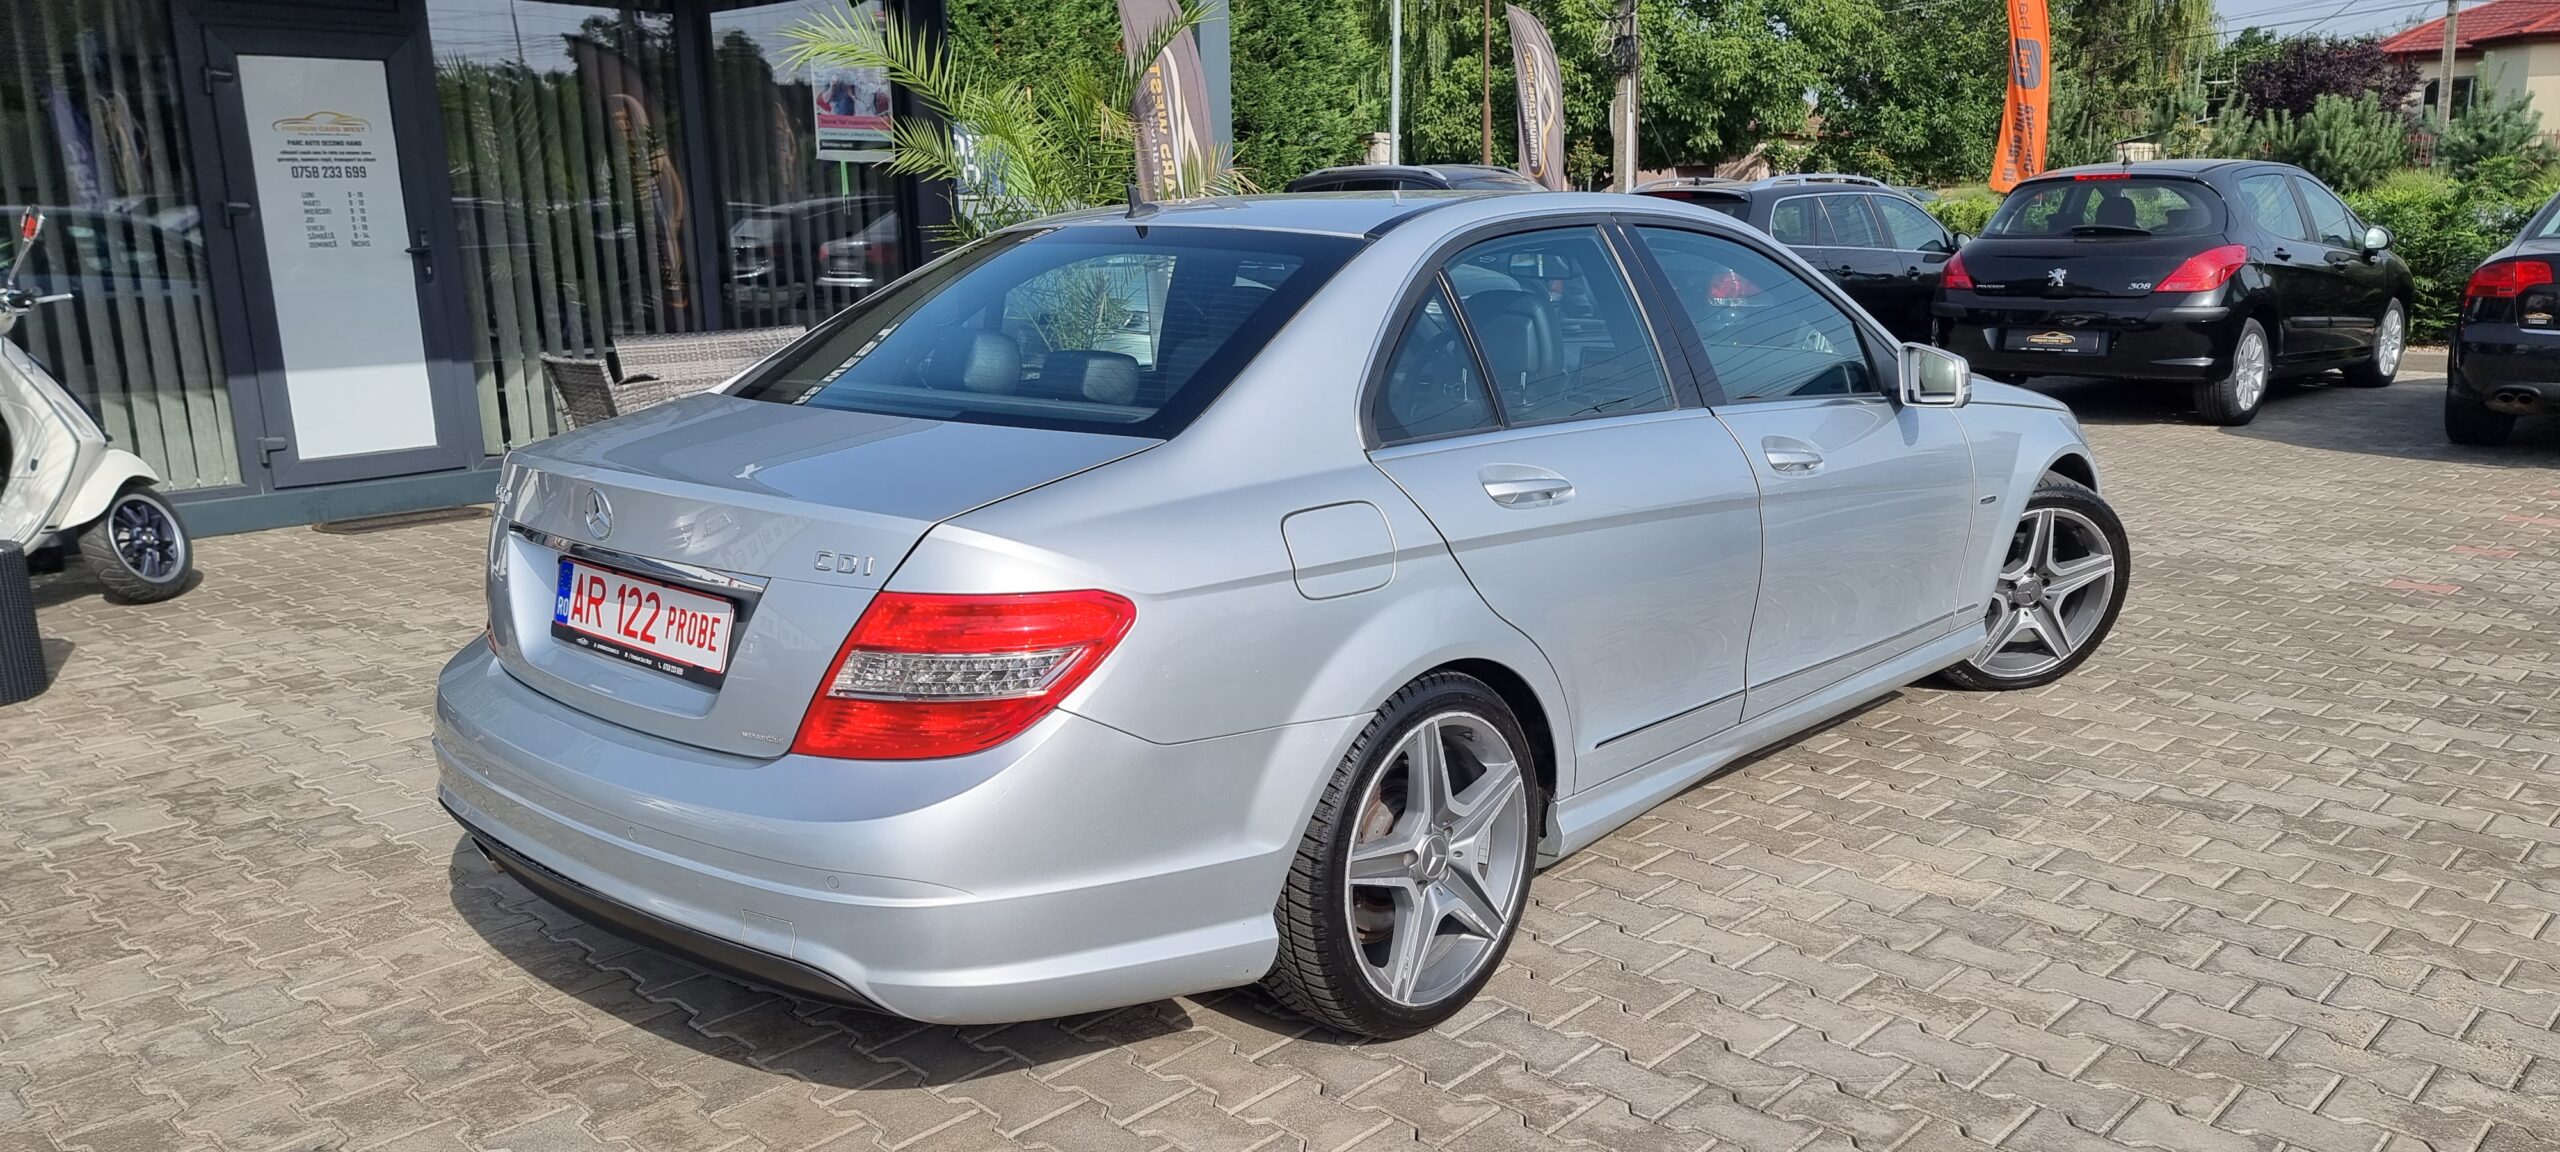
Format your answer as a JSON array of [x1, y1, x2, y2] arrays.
[[6, 363, 2560, 1152]]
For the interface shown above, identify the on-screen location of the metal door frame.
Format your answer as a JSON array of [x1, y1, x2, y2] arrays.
[[181, 16, 481, 488]]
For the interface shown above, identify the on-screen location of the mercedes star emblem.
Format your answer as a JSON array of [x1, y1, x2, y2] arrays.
[[582, 488, 613, 541]]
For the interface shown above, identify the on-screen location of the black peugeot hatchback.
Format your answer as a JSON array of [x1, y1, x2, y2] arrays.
[[1937, 160, 2411, 425]]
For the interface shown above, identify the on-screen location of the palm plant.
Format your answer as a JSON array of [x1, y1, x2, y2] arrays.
[[783, 1, 1251, 244]]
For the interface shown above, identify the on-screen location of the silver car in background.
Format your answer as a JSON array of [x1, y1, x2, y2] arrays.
[[436, 192, 2129, 1038]]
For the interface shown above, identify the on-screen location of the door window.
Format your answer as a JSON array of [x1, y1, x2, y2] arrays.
[[1874, 197, 1950, 252], [1371, 283, 1497, 443], [1817, 196, 1884, 248], [1443, 228, 1672, 425], [2237, 174, 2311, 241], [1633, 227, 1876, 403], [2294, 178, 2362, 248], [1768, 198, 1826, 245]]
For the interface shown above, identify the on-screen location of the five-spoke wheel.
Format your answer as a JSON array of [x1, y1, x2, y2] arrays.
[[1940, 475, 2130, 691], [1267, 673, 1538, 1037]]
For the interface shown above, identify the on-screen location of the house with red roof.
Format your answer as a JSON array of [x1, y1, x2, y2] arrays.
[[2381, 0, 2560, 119]]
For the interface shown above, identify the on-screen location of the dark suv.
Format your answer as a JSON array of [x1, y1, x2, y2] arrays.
[[1283, 164, 1542, 194], [1636, 174, 1957, 342], [1936, 160, 2411, 426]]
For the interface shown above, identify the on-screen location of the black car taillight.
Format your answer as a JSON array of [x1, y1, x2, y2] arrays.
[[2155, 245, 2246, 293], [2467, 258, 2554, 300]]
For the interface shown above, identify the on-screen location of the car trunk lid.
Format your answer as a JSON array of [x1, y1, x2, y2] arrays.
[[488, 393, 1155, 757], [1957, 235, 2217, 301]]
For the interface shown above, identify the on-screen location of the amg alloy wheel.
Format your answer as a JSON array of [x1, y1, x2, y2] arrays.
[[2195, 318, 2270, 426], [2344, 299, 2405, 387], [79, 486, 195, 603], [1938, 476, 2129, 691], [1266, 673, 1536, 1037]]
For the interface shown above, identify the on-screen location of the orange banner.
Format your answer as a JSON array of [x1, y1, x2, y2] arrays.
[[1990, 0, 2049, 192]]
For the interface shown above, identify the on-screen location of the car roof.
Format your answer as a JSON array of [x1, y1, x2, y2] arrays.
[[1029, 191, 1513, 239], [2031, 159, 2266, 182]]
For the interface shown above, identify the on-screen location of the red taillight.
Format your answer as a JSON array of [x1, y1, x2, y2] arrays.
[[1941, 252, 1973, 291], [2467, 258, 2555, 299], [2155, 244, 2247, 293], [1708, 270, 1755, 300], [791, 590, 1137, 760], [2073, 172, 2132, 180]]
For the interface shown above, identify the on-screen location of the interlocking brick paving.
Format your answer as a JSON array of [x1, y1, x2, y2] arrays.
[[5, 360, 2559, 1152]]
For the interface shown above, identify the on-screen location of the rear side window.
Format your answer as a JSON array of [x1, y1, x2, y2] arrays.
[[1988, 179, 2222, 237], [2236, 173, 2309, 241], [1632, 226, 1876, 403], [1768, 198, 1824, 245], [1371, 283, 1497, 443], [1816, 195, 1883, 247], [1444, 227, 1673, 425], [735, 226, 1357, 438], [1875, 197, 1950, 251]]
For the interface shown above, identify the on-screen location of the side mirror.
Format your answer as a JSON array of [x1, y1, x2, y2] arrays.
[[2363, 224, 2393, 253], [3, 209, 40, 292], [1899, 342, 1971, 407], [1950, 232, 1973, 248]]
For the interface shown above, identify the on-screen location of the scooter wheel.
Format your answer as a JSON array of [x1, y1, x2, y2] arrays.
[[79, 486, 194, 603]]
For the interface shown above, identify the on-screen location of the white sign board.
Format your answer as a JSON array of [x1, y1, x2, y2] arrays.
[[238, 55, 438, 461], [812, 1, 893, 163]]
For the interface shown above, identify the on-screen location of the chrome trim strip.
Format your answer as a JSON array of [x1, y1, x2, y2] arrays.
[[509, 524, 771, 598]]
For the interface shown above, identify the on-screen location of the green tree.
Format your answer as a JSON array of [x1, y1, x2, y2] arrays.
[[1232, 0, 1385, 180], [1801, 0, 2006, 184], [2221, 92, 2410, 192], [2437, 82, 2556, 181]]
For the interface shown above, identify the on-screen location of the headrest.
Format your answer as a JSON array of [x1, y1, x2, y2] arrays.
[[921, 330, 1020, 393], [2095, 196, 2137, 229], [1036, 349, 1142, 405]]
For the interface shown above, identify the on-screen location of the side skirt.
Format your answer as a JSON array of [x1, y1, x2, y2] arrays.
[[1542, 625, 1984, 863]]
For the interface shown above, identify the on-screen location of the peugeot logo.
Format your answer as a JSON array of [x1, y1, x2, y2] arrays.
[[2047, 267, 2069, 288], [581, 488, 613, 541]]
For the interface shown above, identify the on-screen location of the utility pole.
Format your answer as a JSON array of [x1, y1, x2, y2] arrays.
[[1482, 0, 1494, 165], [2438, 0, 2459, 132], [1609, 0, 1639, 191], [1389, 0, 1404, 165]]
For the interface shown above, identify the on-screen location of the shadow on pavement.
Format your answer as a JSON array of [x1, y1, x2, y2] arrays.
[[2011, 371, 2560, 468]]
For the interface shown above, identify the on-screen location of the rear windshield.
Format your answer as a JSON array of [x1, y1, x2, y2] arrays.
[[734, 225, 1359, 437], [1986, 178, 2222, 238]]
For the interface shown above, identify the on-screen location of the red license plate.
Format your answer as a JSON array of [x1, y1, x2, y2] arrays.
[[551, 558, 736, 686]]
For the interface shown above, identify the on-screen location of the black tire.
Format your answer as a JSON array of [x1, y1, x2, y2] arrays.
[[2444, 386, 2516, 447], [2341, 299, 2406, 388], [1263, 672, 1540, 1038], [2194, 318, 2271, 426], [1936, 475, 2130, 692], [78, 486, 194, 604]]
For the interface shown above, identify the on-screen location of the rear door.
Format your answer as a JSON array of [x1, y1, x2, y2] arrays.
[[2231, 169, 2328, 361], [1765, 194, 1857, 289], [1626, 223, 1977, 714], [1367, 224, 1763, 785], [2291, 175, 2393, 357]]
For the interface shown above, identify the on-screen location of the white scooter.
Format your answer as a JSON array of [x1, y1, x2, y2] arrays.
[[0, 210, 195, 602]]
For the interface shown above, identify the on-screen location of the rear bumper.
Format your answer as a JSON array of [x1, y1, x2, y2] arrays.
[[434, 642, 1362, 1024], [1938, 298, 2238, 382], [2451, 328, 2560, 410]]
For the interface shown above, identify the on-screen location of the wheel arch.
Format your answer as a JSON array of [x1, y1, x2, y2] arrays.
[[1429, 657, 1560, 836], [2045, 451, 2098, 491]]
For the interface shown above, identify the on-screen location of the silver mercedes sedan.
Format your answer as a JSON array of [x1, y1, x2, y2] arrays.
[[436, 192, 2128, 1038]]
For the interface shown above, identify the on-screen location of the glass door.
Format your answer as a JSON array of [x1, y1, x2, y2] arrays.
[[197, 25, 479, 487]]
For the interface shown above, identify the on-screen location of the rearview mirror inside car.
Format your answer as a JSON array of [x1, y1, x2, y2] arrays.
[[1899, 342, 1970, 408], [2363, 225, 2393, 253]]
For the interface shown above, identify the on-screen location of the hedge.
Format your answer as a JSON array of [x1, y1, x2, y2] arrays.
[[2344, 167, 2557, 343]]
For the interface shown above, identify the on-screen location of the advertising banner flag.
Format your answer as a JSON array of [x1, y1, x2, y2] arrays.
[[1505, 5, 1567, 191], [1118, 0, 1216, 199], [813, 1, 892, 163], [1990, 0, 2050, 192]]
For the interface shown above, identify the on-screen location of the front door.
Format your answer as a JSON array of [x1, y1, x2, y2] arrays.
[[2291, 175, 2393, 359], [1626, 225, 1977, 714], [196, 26, 476, 487]]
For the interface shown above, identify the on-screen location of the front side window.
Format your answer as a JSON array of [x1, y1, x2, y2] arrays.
[[2293, 178, 2361, 248], [2237, 173, 2310, 241], [1988, 179, 2223, 237], [1875, 197, 1950, 252], [1371, 283, 1497, 443], [1444, 227, 1673, 425], [1633, 227, 1875, 403], [735, 226, 1356, 437]]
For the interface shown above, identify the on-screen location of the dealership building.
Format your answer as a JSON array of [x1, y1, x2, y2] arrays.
[[0, 0, 950, 533]]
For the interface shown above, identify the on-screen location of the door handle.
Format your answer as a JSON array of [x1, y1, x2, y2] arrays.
[[1763, 438, 1825, 474], [2324, 251, 2353, 266], [2271, 247, 2293, 261], [407, 232, 435, 282], [1478, 464, 1573, 507]]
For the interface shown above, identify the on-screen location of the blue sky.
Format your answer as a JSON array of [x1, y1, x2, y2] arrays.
[[2214, 0, 2452, 40]]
